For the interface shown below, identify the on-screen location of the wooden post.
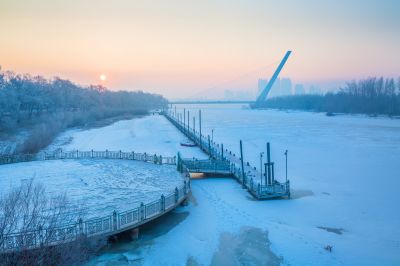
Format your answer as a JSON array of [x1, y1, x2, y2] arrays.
[[272, 162, 275, 193], [240, 140, 246, 187], [267, 142, 271, 185], [199, 110, 202, 148], [183, 108, 186, 130], [187, 110, 190, 133], [272, 162, 275, 184], [264, 163, 268, 186], [208, 135, 211, 157]]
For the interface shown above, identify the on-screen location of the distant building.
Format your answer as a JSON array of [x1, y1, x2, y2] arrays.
[[280, 78, 292, 96], [294, 84, 305, 95], [257, 79, 268, 94], [258, 77, 294, 98], [267, 78, 281, 98]]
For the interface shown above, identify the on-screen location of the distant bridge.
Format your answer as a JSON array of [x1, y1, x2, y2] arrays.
[[169, 100, 254, 105], [169, 51, 292, 108]]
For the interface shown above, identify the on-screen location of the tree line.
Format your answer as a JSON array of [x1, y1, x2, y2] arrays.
[[0, 70, 168, 154], [258, 77, 400, 116]]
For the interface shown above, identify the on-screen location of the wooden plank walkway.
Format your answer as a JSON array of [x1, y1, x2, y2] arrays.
[[163, 110, 290, 199]]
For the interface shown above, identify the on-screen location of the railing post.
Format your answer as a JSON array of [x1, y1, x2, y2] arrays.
[[161, 194, 165, 211], [208, 135, 211, 157], [187, 110, 190, 134], [159, 155, 163, 164], [78, 218, 83, 236], [140, 202, 145, 221], [177, 152, 182, 172], [183, 108, 186, 131], [240, 140, 246, 187], [113, 210, 118, 231], [267, 142, 271, 185], [199, 109, 202, 149], [120, 150, 122, 159], [38, 225, 44, 246], [106, 149, 108, 159], [91, 149, 93, 158], [175, 187, 179, 203], [76, 149, 79, 159], [132, 151, 135, 160], [144, 152, 147, 161]]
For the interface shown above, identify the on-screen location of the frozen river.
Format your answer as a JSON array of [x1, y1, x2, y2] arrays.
[[6, 105, 398, 265], [89, 105, 400, 266], [168, 104, 400, 265]]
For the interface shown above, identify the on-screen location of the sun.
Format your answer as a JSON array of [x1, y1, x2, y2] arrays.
[[99, 74, 107, 81]]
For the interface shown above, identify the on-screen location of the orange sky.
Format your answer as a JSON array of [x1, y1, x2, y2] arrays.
[[0, 0, 399, 99]]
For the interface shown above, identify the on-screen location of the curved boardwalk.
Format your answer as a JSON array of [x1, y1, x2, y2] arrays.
[[0, 150, 190, 253]]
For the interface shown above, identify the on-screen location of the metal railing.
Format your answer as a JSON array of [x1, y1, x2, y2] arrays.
[[0, 150, 176, 166], [0, 150, 189, 253], [163, 111, 290, 199]]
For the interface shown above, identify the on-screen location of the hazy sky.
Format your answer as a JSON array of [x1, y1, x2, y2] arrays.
[[1, 0, 399, 99]]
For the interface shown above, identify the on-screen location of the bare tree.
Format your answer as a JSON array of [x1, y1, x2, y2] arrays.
[[0, 180, 105, 265]]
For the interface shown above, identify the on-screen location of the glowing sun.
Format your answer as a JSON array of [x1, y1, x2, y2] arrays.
[[99, 74, 107, 81]]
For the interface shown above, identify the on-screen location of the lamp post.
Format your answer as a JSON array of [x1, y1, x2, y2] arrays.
[[260, 152, 264, 187], [284, 150, 288, 183]]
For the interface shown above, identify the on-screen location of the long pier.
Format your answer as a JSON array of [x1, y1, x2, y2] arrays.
[[163, 109, 290, 200]]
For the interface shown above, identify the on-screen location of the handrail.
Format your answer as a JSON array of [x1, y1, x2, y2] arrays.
[[0, 151, 189, 253], [163, 111, 290, 199], [0, 150, 176, 166]]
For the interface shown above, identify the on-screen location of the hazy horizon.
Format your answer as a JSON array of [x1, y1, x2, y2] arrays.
[[1, 0, 399, 99]]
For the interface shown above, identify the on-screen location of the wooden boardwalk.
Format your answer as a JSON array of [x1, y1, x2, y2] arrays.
[[164, 110, 290, 200]]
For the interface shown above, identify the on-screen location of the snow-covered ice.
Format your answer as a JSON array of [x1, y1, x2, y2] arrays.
[[46, 114, 207, 160], [0, 159, 183, 219], [88, 105, 399, 265], [3, 108, 399, 265], [0, 115, 207, 220]]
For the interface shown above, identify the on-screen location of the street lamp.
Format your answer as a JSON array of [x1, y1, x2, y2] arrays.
[[260, 152, 264, 187], [284, 150, 288, 183]]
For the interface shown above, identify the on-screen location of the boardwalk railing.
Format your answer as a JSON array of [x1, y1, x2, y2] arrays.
[[163, 110, 290, 199], [180, 158, 231, 174], [1, 176, 190, 252], [0, 151, 188, 253], [0, 150, 176, 166]]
